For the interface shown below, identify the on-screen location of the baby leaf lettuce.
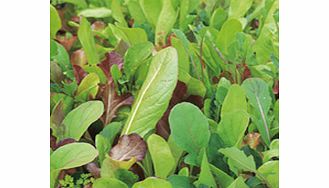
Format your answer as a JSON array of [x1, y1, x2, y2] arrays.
[[121, 47, 178, 137], [147, 134, 175, 178]]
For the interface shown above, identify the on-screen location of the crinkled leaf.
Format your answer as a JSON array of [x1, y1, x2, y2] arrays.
[[124, 42, 153, 79], [121, 47, 178, 137], [63, 101, 104, 140], [147, 134, 175, 178], [110, 133, 147, 161]]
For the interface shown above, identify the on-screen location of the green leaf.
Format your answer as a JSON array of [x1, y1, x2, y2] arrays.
[[121, 47, 178, 137], [139, 0, 163, 27], [147, 134, 175, 178], [50, 5, 61, 39], [168, 135, 184, 167], [263, 139, 279, 162], [178, 0, 189, 30], [217, 85, 249, 147], [155, 0, 177, 47], [93, 177, 128, 188], [221, 85, 247, 114], [227, 177, 249, 188], [101, 155, 136, 178], [171, 37, 190, 83], [257, 161, 279, 188], [75, 73, 100, 101], [169, 102, 210, 156], [186, 77, 206, 97], [110, 24, 148, 45], [51, 142, 98, 170], [126, 0, 147, 25], [219, 147, 256, 173], [216, 19, 242, 57], [194, 150, 217, 188], [132, 177, 172, 188], [51, 41, 75, 80], [210, 164, 234, 188], [50, 143, 98, 187], [78, 8, 112, 18], [168, 175, 194, 188], [56, 0, 87, 9], [63, 101, 104, 140], [96, 122, 122, 164], [124, 42, 153, 79], [112, 0, 128, 27], [78, 17, 100, 65], [242, 78, 272, 146], [210, 7, 227, 30], [229, 0, 253, 18]]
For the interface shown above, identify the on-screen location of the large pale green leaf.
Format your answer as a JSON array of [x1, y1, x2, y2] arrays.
[[229, 0, 253, 18], [155, 0, 177, 47], [194, 150, 217, 188], [169, 102, 210, 156], [219, 147, 256, 173], [242, 78, 272, 146], [50, 5, 61, 39], [257, 161, 279, 188], [217, 85, 249, 147], [93, 177, 128, 188], [78, 17, 100, 65], [216, 19, 242, 57], [50, 142, 98, 170], [147, 134, 175, 178], [50, 143, 98, 188], [75, 73, 100, 101], [210, 164, 234, 188], [132, 177, 172, 188], [63, 101, 104, 140], [139, 0, 163, 27], [121, 47, 178, 137], [96, 122, 122, 163], [78, 8, 112, 18], [124, 42, 153, 79], [227, 177, 249, 188]]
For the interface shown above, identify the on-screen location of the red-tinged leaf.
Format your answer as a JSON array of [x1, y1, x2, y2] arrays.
[[185, 95, 204, 109], [73, 65, 87, 84], [273, 80, 279, 96], [71, 49, 87, 67], [92, 21, 106, 31], [243, 133, 261, 149], [56, 34, 77, 51], [109, 133, 147, 162], [54, 138, 76, 150], [156, 81, 187, 139], [241, 64, 251, 81], [86, 162, 101, 178], [98, 52, 123, 79], [98, 82, 133, 125]]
